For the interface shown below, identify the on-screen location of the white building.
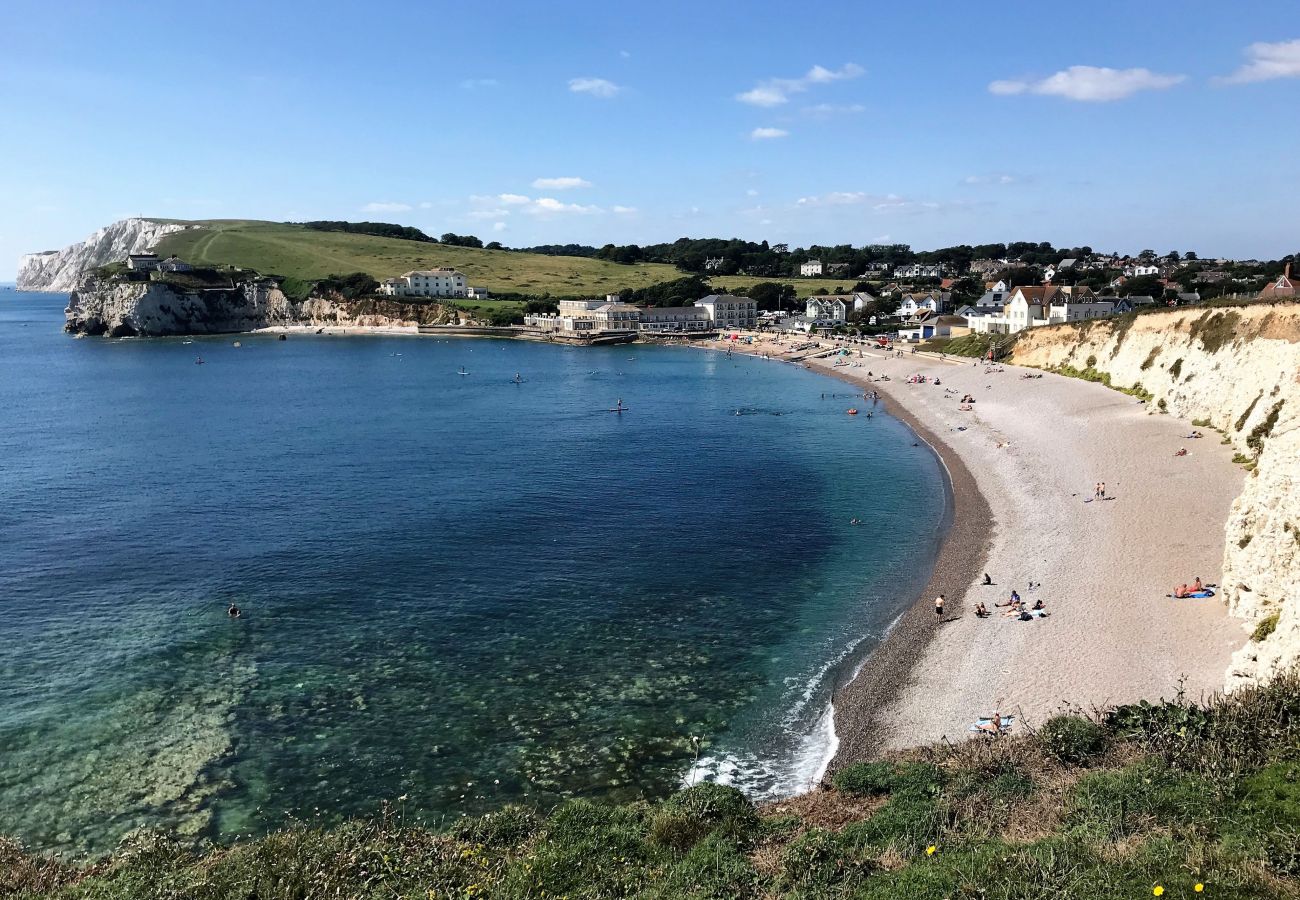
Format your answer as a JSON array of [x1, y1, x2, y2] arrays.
[[800, 259, 823, 277], [466, 286, 491, 299], [805, 296, 851, 324], [694, 294, 757, 330], [126, 253, 160, 271], [896, 292, 947, 317], [894, 263, 943, 279], [378, 268, 468, 298], [637, 306, 712, 333]]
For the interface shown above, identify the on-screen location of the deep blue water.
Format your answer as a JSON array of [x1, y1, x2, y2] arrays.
[[0, 292, 945, 855]]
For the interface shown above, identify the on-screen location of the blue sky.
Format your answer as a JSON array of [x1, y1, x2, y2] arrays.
[[2, 0, 1298, 278]]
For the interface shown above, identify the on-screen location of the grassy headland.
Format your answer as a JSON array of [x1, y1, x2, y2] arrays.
[[6, 673, 1298, 899], [151, 221, 852, 300]]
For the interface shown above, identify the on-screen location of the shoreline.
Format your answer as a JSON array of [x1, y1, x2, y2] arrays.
[[690, 333, 1244, 769]]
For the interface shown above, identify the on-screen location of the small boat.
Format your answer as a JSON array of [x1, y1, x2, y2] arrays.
[[846, 408, 858, 415], [232, 341, 242, 348], [610, 399, 628, 413], [459, 367, 469, 376]]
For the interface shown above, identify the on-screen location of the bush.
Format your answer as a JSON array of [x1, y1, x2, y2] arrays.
[[1252, 612, 1280, 642], [450, 805, 540, 848], [648, 783, 758, 851], [832, 761, 943, 798], [1039, 714, 1107, 764], [780, 828, 875, 894]]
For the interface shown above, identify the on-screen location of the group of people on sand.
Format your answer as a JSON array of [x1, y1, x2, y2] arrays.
[[1094, 482, 1107, 500], [970, 576, 1050, 622], [1173, 578, 1207, 598]]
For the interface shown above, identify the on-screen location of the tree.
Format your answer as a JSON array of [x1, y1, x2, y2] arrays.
[[486, 241, 503, 250], [745, 281, 796, 311]]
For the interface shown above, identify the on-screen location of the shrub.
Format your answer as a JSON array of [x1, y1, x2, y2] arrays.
[[1086, 353, 1098, 367], [1141, 347, 1160, 370], [648, 783, 758, 851], [1039, 714, 1107, 764], [1236, 392, 1262, 431], [1252, 612, 1280, 642], [832, 761, 943, 798], [1246, 400, 1284, 455], [451, 805, 540, 848], [1170, 358, 1184, 378], [781, 828, 875, 893]]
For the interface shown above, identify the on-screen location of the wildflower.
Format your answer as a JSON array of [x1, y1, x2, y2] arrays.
[[926, 845, 937, 856], [1195, 885, 1204, 893], [1153, 887, 1164, 897]]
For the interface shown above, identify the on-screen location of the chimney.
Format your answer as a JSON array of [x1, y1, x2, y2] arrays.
[[1286, 261, 1292, 279]]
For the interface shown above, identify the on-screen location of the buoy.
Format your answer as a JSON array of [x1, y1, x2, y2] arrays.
[[847, 408, 859, 415]]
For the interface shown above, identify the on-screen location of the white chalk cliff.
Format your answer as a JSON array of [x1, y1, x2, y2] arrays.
[[1012, 303, 1300, 690], [17, 218, 190, 292]]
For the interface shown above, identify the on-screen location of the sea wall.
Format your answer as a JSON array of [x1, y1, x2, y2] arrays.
[[18, 219, 190, 292], [64, 281, 461, 336], [1010, 302, 1300, 689]]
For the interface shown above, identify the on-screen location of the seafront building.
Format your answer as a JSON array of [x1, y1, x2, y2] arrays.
[[523, 293, 745, 336], [695, 294, 757, 331], [378, 268, 471, 298]]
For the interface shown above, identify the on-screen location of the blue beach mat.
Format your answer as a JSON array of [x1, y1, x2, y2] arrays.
[[969, 716, 1016, 733]]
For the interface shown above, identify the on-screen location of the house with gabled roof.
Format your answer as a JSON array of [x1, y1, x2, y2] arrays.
[[1259, 263, 1297, 300]]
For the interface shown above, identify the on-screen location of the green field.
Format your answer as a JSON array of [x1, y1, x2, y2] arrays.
[[709, 274, 865, 298], [153, 221, 682, 297], [150, 221, 855, 300]]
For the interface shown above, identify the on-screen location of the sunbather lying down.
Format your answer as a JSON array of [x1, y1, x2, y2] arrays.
[[970, 712, 1014, 734]]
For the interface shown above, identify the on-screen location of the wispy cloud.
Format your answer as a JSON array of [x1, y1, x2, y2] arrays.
[[750, 126, 789, 140], [737, 63, 863, 107], [531, 176, 592, 190], [795, 191, 961, 213], [569, 77, 621, 98], [802, 102, 866, 117], [361, 201, 412, 213], [492, 222, 508, 232], [469, 193, 605, 218], [989, 65, 1184, 101], [1215, 38, 1300, 84], [612, 205, 637, 214], [963, 174, 1018, 185]]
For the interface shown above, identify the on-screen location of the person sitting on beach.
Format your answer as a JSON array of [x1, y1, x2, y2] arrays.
[[1010, 590, 1021, 604], [978, 712, 1003, 734], [975, 602, 990, 618], [227, 603, 242, 619], [982, 573, 993, 585], [1032, 599, 1045, 611], [1192, 577, 1204, 592]]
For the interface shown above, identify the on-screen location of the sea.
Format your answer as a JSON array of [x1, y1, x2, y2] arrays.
[[0, 291, 946, 856]]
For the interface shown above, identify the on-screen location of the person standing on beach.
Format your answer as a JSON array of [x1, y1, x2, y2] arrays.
[[934, 595, 945, 619], [1100, 482, 1106, 500]]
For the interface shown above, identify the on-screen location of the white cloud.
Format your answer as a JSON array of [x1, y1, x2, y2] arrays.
[[361, 201, 412, 213], [803, 102, 866, 116], [612, 205, 637, 214], [496, 193, 532, 206], [492, 222, 508, 232], [963, 174, 1017, 185], [1216, 38, 1300, 84], [750, 126, 789, 140], [569, 77, 621, 98], [529, 197, 602, 215], [795, 191, 957, 214], [531, 176, 592, 190], [737, 63, 863, 107], [989, 65, 1184, 101], [746, 189, 760, 197]]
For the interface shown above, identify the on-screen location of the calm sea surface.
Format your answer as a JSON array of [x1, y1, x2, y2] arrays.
[[0, 292, 945, 855]]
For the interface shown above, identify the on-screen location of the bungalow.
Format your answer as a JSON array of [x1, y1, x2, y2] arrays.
[[1259, 263, 1297, 300], [158, 255, 192, 273], [1111, 296, 1157, 313], [898, 313, 966, 343], [126, 253, 160, 271], [800, 259, 824, 277], [826, 262, 851, 275]]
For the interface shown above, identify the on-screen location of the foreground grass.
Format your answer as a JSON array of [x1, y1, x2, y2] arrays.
[[153, 222, 681, 296], [5, 673, 1299, 899]]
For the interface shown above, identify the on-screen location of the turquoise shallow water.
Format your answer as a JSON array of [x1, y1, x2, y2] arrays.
[[0, 292, 945, 855]]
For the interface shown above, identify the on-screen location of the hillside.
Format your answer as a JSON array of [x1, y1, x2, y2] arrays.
[[6, 673, 1298, 898], [149, 221, 854, 299]]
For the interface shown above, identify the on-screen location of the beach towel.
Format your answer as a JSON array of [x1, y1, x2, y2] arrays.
[[969, 715, 1015, 733], [1167, 590, 1215, 599]]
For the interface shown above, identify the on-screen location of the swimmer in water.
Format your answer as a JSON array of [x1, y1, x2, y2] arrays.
[[227, 603, 242, 619]]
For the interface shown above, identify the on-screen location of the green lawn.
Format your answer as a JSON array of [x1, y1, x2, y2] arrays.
[[709, 274, 868, 298], [153, 221, 682, 297]]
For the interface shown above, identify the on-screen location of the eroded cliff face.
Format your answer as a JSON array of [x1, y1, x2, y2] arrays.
[[18, 219, 191, 291], [65, 281, 461, 336], [1011, 303, 1300, 690]]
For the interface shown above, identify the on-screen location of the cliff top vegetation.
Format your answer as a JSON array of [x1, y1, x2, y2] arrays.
[[6, 671, 1298, 899]]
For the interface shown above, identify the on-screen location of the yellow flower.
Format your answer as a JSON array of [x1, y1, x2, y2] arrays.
[[926, 845, 937, 856], [1153, 887, 1164, 897], [1195, 885, 1204, 893]]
